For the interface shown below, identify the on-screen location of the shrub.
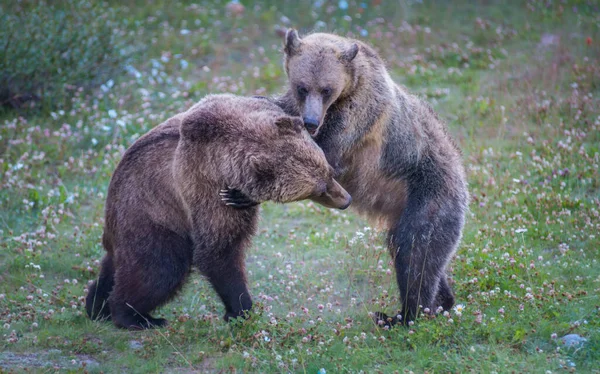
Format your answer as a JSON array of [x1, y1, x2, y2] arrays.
[[0, 0, 129, 110]]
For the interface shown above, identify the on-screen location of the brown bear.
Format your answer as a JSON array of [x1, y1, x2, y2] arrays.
[[222, 31, 469, 326], [85, 94, 351, 330]]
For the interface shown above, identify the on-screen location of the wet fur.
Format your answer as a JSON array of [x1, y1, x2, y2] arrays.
[[86, 94, 346, 329], [276, 31, 469, 324]]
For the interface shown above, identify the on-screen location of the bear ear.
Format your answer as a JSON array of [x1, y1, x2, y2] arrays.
[[249, 154, 277, 186], [340, 43, 359, 63], [275, 116, 303, 135], [284, 29, 302, 57], [180, 109, 222, 143]]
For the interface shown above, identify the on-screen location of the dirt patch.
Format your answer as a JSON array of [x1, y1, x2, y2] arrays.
[[165, 356, 221, 374], [0, 350, 99, 370]]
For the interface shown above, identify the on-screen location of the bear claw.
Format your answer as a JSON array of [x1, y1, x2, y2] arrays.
[[219, 188, 259, 208]]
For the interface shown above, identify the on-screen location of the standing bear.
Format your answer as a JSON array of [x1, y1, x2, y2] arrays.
[[86, 94, 351, 330], [224, 31, 468, 325]]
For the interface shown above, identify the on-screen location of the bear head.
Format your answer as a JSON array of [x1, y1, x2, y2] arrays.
[[179, 95, 352, 210], [283, 29, 360, 137]]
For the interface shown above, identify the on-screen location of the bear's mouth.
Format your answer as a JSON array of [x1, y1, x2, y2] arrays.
[[302, 117, 320, 136]]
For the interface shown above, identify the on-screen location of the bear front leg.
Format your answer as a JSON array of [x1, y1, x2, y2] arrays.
[[198, 251, 253, 322], [219, 188, 259, 209]]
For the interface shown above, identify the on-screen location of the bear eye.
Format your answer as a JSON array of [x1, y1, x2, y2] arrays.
[[314, 181, 327, 195], [297, 85, 308, 98], [321, 87, 332, 98]]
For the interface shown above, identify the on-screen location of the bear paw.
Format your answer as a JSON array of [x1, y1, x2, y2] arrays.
[[372, 311, 404, 328], [219, 188, 259, 208], [115, 313, 168, 330], [139, 316, 168, 329], [224, 310, 252, 323]]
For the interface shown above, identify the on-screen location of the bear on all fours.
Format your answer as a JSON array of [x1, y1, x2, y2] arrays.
[[86, 94, 351, 329], [223, 30, 469, 326]]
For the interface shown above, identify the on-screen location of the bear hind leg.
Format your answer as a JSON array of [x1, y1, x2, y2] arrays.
[[86, 254, 115, 321], [384, 198, 463, 326], [435, 275, 455, 312], [110, 226, 193, 330], [393, 234, 442, 324], [386, 215, 457, 325]]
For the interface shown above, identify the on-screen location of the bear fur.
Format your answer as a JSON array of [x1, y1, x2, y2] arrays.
[[224, 31, 468, 325], [85, 94, 351, 330]]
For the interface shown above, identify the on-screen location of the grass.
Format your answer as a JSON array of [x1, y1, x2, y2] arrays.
[[1, 0, 599, 372]]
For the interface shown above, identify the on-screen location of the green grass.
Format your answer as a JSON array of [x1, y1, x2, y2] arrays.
[[1, 0, 599, 372]]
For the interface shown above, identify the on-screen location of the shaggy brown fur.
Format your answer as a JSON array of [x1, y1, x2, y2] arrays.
[[224, 31, 468, 325], [85, 94, 351, 330]]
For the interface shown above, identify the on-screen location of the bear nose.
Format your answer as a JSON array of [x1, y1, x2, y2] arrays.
[[303, 117, 319, 134], [339, 195, 352, 210]]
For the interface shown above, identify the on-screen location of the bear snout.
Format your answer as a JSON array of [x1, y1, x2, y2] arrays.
[[309, 179, 352, 210], [338, 194, 352, 210], [303, 117, 320, 135]]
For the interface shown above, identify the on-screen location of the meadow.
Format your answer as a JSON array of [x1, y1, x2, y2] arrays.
[[1, 0, 599, 372]]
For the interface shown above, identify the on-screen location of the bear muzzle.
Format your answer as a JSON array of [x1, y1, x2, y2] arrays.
[[303, 116, 320, 135], [310, 180, 352, 210], [303, 94, 324, 136]]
